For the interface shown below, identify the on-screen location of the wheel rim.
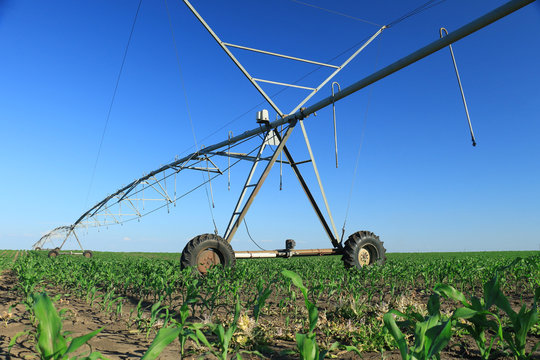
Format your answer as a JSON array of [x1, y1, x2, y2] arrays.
[[84, 252, 91, 258], [197, 248, 222, 274], [357, 244, 378, 266]]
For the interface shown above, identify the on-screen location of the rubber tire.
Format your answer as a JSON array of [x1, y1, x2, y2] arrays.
[[83, 250, 93, 258], [48, 249, 59, 258], [180, 233, 236, 274], [342, 231, 386, 269], [35, 247, 41, 251]]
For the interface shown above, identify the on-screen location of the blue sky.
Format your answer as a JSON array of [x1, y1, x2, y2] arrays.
[[1, 0, 539, 253]]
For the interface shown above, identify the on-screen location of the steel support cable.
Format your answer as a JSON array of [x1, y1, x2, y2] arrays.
[[77, 132, 269, 223], [79, 139, 267, 228], [72, 131, 260, 230], [243, 218, 266, 251], [341, 36, 382, 240], [88, 133, 260, 219], [290, 0, 382, 27], [164, 0, 218, 233], [164, 29, 382, 161], [142, 0, 448, 167], [386, 0, 448, 28], [65, 0, 531, 235], [56, 0, 533, 241], [84, 0, 143, 209]]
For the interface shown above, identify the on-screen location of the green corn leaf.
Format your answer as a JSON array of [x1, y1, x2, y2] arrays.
[[296, 333, 317, 360], [319, 341, 340, 359], [80, 351, 110, 360], [282, 270, 308, 298], [307, 302, 319, 334], [427, 294, 440, 316], [141, 326, 181, 360], [517, 309, 538, 346], [434, 284, 468, 306], [453, 307, 479, 319], [216, 324, 225, 343], [413, 320, 429, 358], [483, 276, 502, 309], [340, 344, 361, 356], [65, 327, 104, 355], [33, 292, 67, 358], [383, 311, 409, 360], [191, 324, 212, 349], [470, 297, 484, 311], [493, 289, 517, 324], [426, 320, 452, 359], [8, 329, 31, 353]]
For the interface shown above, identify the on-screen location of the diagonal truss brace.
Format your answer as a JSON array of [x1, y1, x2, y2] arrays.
[[224, 123, 298, 243]]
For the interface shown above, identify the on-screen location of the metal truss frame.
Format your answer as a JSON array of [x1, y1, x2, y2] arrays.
[[33, 0, 535, 251], [182, 0, 386, 247]]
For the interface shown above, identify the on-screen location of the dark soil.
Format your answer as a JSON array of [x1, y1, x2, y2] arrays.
[[1, 269, 539, 359]]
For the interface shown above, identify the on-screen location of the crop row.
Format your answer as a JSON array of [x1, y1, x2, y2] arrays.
[[2, 250, 539, 359]]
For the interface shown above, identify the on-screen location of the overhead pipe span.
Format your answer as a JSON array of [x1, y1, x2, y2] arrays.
[[156, 0, 535, 162], [52, 0, 535, 233]]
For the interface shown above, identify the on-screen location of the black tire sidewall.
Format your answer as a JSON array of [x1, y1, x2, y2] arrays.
[[342, 231, 386, 269], [181, 234, 236, 271], [193, 239, 233, 267], [352, 236, 385, 266]]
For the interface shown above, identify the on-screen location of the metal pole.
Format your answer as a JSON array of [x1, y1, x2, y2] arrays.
[[440, 27, 477, 146]]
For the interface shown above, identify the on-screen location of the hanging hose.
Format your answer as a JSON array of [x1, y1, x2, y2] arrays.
[[331, 82, 340, 168], [440, 27, 477, 147], [279, 119, 283, 190], [244, 219, 266, 251], [165, 0, 219, 234], [228, 131, 232, 191]]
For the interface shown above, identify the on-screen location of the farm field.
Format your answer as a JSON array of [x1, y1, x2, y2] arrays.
[[0, 250, 538, 359]]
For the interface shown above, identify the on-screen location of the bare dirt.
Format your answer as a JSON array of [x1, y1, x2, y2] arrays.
[[1, 269, 539, 359]]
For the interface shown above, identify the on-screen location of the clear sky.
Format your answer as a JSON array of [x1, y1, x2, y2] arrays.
[[1, 0, 539, 253]]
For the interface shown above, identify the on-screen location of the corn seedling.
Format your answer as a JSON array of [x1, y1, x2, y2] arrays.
[[383, 294, 452, 360], [253, 278, 272, 322], [10, 292, 106, 360], [490, 281, 539, 359], [282, 269, 340, 360], [434, 282, 504, 359]]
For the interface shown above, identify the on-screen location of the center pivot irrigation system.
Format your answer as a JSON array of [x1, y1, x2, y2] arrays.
[[34, 0, 535, 273]]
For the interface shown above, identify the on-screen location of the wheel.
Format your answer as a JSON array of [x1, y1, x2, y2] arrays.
[[35, 247, 41, 251], [83, 250, 93, 258], [342, 231, 386, 269], [180, 233, 236, 274], [285, 239, 296, 250], [54, 247, 60, 251], [48, 249, 59, 258]]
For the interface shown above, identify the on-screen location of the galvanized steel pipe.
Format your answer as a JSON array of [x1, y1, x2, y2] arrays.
[[70, 0, 534, 229]]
